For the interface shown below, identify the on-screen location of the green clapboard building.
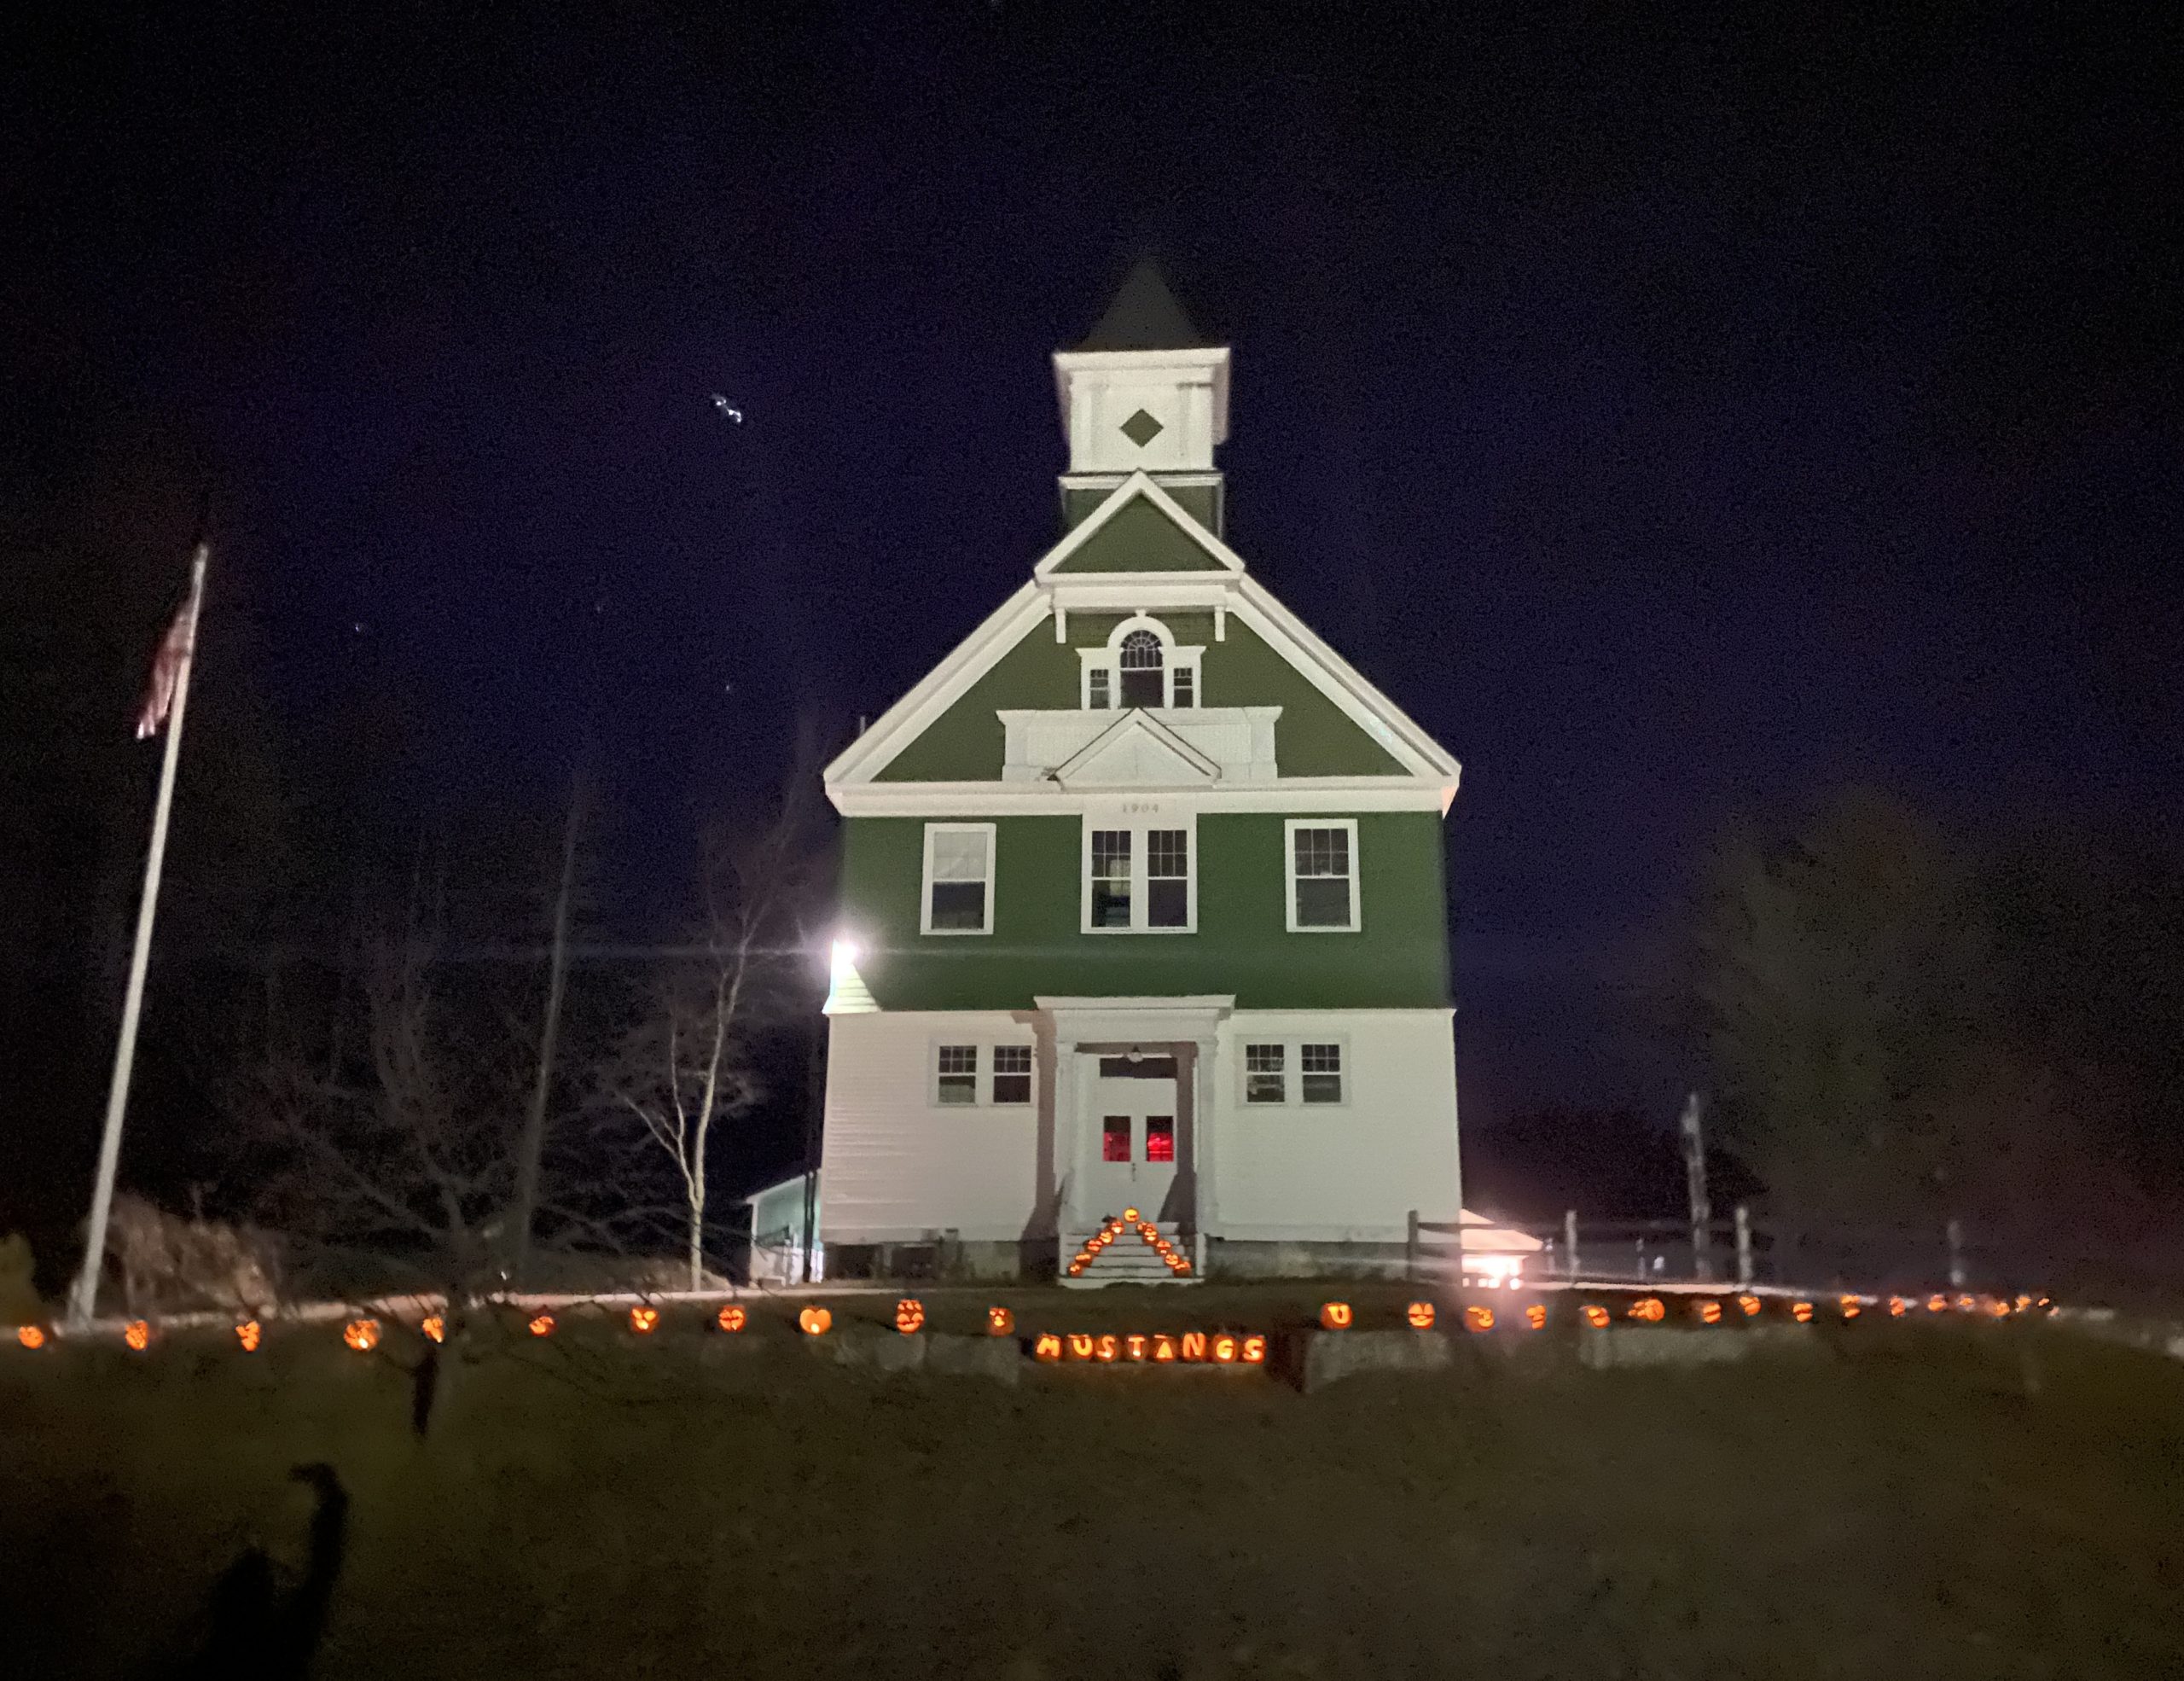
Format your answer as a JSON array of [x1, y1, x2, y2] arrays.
[[820, 261, 1465, 1282]]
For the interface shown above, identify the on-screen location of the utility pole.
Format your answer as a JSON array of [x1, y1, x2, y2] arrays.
[[67, 544, 209, 1331], [508, 760, 586, 1283], [1679, 1091, 1713, 1282]]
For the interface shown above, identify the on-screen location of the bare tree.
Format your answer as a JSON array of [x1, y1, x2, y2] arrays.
[[600, 750, 829, 1289]]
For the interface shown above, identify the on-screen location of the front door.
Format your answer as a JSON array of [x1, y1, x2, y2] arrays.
[[1084, 1055, 1179, 1224]]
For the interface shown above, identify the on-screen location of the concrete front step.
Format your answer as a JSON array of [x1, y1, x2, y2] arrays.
[[1060, 1230, 1199, 1288]]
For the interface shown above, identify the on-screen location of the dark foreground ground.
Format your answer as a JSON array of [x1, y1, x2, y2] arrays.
[[6, 1288, 2183, 1680]]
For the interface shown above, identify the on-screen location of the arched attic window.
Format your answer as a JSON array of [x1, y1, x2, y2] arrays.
[[1118, 630, 1164, 707]]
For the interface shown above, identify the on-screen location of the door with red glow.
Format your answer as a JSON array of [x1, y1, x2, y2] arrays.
[[1084, 1056, 1179, 1221]]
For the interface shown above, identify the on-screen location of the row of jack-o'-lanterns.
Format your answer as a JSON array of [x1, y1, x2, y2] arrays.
[[1036, 1330, 1267, 1365], [1066, 1212, 1194, 1280]]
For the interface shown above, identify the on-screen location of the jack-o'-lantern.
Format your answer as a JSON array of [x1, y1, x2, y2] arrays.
[[1525, 1303, 1548, 1330], [1838, 1295, 1861, 1320], [1095, 1334, 1119, 1363], [1463, 1305, 1495, 1333], [1888, 1297, 1910, 1317], [717, 1304, 747, 1334], [16, 1325, 47, 1350], [1984, 1296, 2009, 1318], [1790, 1300, 1814, 1323], [528, 1312, 555, 1338], [1068, 1332, 1095, 1360], [2013, 1294, 2032, 1312], [235, 1320, 262, 1352], [124, 1320, 151, 1351], [894, 1299, 926, 1335], [1211, 1334, 1238, 1364], [1123, 1207, 1140, 1222], [1152, 1334, 1176, 1362], [421, 1315, 446, 1343], [629, 1306, 659, 1335], [1066, 1261, 1086, 1277], [1320, 1301, 1353, 1330], [1125, 1334, 1147, 1361], [1926, 1294, 1949, 1313], [1955, 1294, 1976, 1313], [1405, 1300, 1436, 1329], [1696, 1300, 1722, 1325], [1180, 1331, 1208, 1362], [1737, 1294, 1763, 1317], [1240, 1335, 1267, 1364], [344, 1317, 380, 1352], [1034, 1333, 1062, 1362], [798, 1306, 832, 1336], [1629, 1297, 1665, 1323], [986, 1306, 1014, 1336], [1582, 1305, 1610, 1328]]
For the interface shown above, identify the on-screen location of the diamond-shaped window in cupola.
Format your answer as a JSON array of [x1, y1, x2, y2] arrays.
[[1119, 408, 1165, 448]]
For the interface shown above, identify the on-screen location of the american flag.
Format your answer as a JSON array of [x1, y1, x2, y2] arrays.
[[135, 565, 202, 740]]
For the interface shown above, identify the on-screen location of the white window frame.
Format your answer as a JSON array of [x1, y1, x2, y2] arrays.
[[1077, 614, 1205, 710], [1238, 1035, 1351, 1108], [1081, 815, 1198, 934], [931, 1043, 980, 1107], [990, 1044, 1034, 1106], [920, 822, 996, 936], [1283, 817, 1362, 934]]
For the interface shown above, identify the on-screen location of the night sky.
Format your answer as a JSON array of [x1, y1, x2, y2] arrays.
[[8, 7, 2180, 1155]]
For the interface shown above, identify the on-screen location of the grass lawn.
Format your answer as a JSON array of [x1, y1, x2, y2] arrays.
[[5, 1288, 2182, 1679]]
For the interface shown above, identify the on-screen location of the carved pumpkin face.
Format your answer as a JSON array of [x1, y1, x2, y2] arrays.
[[986, 1306, 1014, 1336], [1123, 1207, 1140, 1222], [1524, 1304, 1548, 1330], [527, 1313, 555, 1338], [1320, 1302, 1353, 1330], [1737, 1294, 1763, 1317], [1696, 1300, 1722, 1325], [1838, 1296, 1862, 1320], [1790, 1300, 1814, 1323], [343, 1317, 380, 1352], [1582, 1305, 1610, 1328], [1463, 1305, 1495, 1333], [894, 1299, 926, 1335], [1889, 1297, 1910, 1317], [1628, 1297, 1665, 1323], [717, 1304, 747, 1334], [421, 1315, 445, 1343], [1927, 1294, 1949, 1313], [16, 1325, 47, 1350], [235, 1320, 262, 1352], [629, 1306, 659, 1335], [799, 1306, 832, 1336], [123, 1320, 151, 1351], [1405, 1301, 1436, 1330]]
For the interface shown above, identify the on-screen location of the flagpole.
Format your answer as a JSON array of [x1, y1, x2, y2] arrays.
[[65, 544, 210, 1333]]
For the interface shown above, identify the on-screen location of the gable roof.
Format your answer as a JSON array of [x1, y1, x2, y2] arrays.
[[1076, 257, 1206, 352], [1035, 473, 1244, 579]]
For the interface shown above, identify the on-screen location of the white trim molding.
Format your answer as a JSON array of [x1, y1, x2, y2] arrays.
[[918, 821, 996, 936], [1284, 817, 1362, 934]]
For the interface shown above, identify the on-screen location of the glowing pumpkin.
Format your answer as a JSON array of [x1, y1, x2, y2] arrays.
[[421, 1315, 446, 1343], [1525, 1303, 1548, 1330], [1211, 1334, 1238, 1364], [527, 1313, 555, 1338], [1068, 1333, 1095, 1360], [1405, 1301, 1436, 1329], [343, 1317, 380, 1352], [124, 1320, 150, 1351], [1927, 1294, 1949, 1313], [235, 1320, 262, 1352], [1984, 1296, 2010, 1318], [1320, 1302, 1354, 1330], [2014, 1294, 2033, 1312], [16, 1325, 47, 1350], [1582, 1305, 1610, 1328], [1125, 1334, 1147, 1361], [1791, 1300, 1814, 1323], [894, 1299, 926, 1335], [1463, 1305, 1495, 1333], [717, 1304, 748, 1333], [1955, 1294, 1976, 1313], [1095, 1334, 1119, 1363], [1034, 1333, 1062, 1362], [986, 1306, 1014, 1336], [1697, 1300, 1722, 1325], [1180, 1331, 1208, 1362], [1838, 1295, 1862, 1320], [1889, 1297, 1910, 1317], [629, 1306, 659, 1335], [1240, 1335, 1267, 1364], [1152, 1334, 1176, 1362], [1629, 1297, 1665, 1323], [798, 1306, 832, 1336], [1123, 1207, 1140, 1222], [1737, 1294, 1763, 1317]]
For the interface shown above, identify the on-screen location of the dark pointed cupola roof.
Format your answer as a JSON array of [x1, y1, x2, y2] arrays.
[[1075, 256, 1206, 352]]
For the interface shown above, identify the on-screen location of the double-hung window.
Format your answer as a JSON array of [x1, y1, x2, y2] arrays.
[[990, 1045, 1033, 1104], [1285, 818, 1360, 932], [1083, 819, 1194, 933], [1241, 1038, 1349, 1107], [934, 1044, 979, 1105], [921, 823, 995, 935]]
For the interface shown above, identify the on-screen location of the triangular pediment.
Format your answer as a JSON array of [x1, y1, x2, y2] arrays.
[[1053, 710, 1220, 788], [1037, 474, 1245, 579]]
